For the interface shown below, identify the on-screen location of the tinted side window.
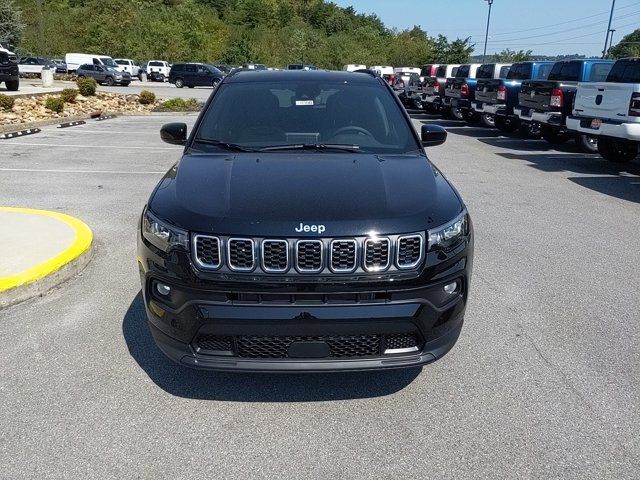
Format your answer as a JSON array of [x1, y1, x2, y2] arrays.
[[93, 58, 100, 65], [435, 66, 446, 78], [172, 64, 184, 72], [451, 67, 459, 77], [149, 61, 162, 67], [420, 65, 432, 77], [498, 66, 511, 78], [186, 64, 197, 73], [606, 60, 640, 83], [456, 65, 470, 78], [476, 64, 494, 79], [589, 63, 613, 82]]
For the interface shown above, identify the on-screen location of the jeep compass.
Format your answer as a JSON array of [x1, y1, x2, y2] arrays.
[[138, 70, 473, 372]]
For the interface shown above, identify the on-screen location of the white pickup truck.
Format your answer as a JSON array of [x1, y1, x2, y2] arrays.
[[567, 57, 640, 163]]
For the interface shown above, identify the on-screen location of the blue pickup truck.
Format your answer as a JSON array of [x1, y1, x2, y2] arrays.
[[473, 61, 555, 134], [514, 59, 614, 152]]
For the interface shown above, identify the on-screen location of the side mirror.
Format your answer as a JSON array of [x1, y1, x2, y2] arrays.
[[160, 122, 187, 145], [421, 124, 447, 147]]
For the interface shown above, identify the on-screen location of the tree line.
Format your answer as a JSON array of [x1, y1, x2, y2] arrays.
[[9, 0, 473, 67]]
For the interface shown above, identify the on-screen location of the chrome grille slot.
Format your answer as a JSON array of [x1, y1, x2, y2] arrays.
[[227, 238, 255, 271], [296, 240, 323, 273], [330, 239, 357, 272], [364, 238, 390, 272], [262, 239, 289, 273], [193, 235, 221, 269], [397, 234, 423, 269]]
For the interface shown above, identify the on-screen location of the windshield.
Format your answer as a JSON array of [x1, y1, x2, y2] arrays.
[[193, 80, 420, 154], [100, 57, 117, 67]]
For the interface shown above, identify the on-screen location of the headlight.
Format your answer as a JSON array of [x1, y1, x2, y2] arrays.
[[142, 209, 188, 252], [427, 211, 468, 251]]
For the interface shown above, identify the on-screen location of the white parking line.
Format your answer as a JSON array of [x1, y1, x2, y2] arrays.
[[0, 168, 166, 174], [0, 142, 181, 149]]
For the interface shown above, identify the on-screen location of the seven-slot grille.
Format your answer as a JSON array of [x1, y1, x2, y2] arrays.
[[296, 240, 323, 272], [193, 233, 425, 274], [330, 240, 357, 272], [227, 238, 255, 271], [397, 234, 423, 269], [364, 238, 390, 271]]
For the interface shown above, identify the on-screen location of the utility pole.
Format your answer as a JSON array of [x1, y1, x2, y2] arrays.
[[603, 0, 616, 58], [482, 0, 494, 63]]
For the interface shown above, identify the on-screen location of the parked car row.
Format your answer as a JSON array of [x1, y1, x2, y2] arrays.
[[412, 58, 640, 160]]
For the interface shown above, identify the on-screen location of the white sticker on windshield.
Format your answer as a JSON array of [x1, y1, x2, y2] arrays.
[[295, 100, 314, 106]]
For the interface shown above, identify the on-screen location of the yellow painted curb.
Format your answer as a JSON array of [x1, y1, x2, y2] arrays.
[[0, 207, 93, 292]]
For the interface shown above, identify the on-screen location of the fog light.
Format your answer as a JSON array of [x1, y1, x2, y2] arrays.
[[443, 281, 458, 295], [156, 283, 171, 296]]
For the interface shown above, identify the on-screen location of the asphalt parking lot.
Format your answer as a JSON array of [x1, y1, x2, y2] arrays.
[[1, 110, 639, 478]]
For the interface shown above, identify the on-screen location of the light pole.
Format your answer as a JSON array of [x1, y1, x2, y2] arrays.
[[602, 0, 616, 58], [482, 0, 494, 64], [607, 29, 616, 56]]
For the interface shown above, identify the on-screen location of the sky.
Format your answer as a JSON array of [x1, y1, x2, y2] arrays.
[[332, 0, 639, 57]]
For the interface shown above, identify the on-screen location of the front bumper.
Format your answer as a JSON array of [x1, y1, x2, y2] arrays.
[[0, 65, 19, 81], [567, 116, 640, 141], [515, 107, 563, 126], [138, 230, 473, 372]]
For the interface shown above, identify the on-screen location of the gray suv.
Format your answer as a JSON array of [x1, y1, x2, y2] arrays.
[[76, 64, 131, 86]]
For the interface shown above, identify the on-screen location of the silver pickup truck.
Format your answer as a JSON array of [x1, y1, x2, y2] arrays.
[[567, 58, 640, 163]]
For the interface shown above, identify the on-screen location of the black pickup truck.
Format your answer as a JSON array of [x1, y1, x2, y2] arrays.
[[0, 45, 19, 91], [473, 61, 555, 136], [515, 59, 614, 151]]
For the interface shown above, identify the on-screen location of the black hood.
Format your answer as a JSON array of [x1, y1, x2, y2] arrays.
[[149, 152, 463, 237]]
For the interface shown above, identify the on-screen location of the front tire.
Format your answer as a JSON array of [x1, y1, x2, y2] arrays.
[[494, 115, 519, 133], [105, 76, 114, 86], [597, 137, 638, 163], [5, 79, 19, 91], [575, 134, 598, 153], [175, 78, 184, 88]]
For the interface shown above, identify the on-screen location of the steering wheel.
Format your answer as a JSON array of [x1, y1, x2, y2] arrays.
[[332, 125, 374, 138]]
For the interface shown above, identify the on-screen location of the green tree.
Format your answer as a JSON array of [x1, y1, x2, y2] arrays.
[[446, 37, 474, 63], [495, 48, 533, 62], [609, 28, 640, 58], [0, 0, 25, 48]]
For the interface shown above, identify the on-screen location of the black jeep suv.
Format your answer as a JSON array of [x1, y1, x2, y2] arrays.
[[138, 70, 473, 372]]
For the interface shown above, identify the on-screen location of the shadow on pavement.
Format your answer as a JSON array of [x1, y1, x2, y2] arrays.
[[496, 151, 640, 204], [123, 292, 421, 401]]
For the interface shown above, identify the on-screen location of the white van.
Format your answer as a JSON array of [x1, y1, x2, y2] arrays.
[[342, 64, 367, 72], [65, 53, 121, 73], [114, 58, 140, 77]]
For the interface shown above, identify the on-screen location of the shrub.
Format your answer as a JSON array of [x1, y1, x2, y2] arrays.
[[76, 77, 97, 96], [60, 88, 79, 103], [154, 98, 201, 112], [45, 96, 65, 113], [138, 90, 156, 105], [0, 94, 14, 111]]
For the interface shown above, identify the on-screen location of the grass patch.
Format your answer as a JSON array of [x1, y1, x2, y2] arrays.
[[154, 97, 202, 112]]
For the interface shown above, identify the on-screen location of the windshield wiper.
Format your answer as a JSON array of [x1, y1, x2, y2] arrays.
[[259, 143, 361, 153], [194, 139, 258, 152]]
